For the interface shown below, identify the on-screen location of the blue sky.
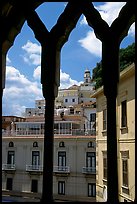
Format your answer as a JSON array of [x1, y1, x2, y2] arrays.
[[2, 2, 135, 116]]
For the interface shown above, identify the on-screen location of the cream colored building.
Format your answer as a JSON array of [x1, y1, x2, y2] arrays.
[[91, 63, 135, 202], [2, 113, 96, 202], [25, 69, 96, 119]]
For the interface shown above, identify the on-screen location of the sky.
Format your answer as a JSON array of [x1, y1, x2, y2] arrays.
[[2, 2, 135, 116]]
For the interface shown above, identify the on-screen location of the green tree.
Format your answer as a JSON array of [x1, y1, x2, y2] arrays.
[[92, 42, 135, 89], [119, 42, 135, 71], [92, 61, 102, 89]]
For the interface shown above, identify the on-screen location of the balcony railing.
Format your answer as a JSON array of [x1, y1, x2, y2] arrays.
[[2, 130, 12, 136], [72, 129, 96, 136], [26, 165, 43, 172], [2, 129, 96, 136], [82, 166, 96, 174], [2, 164, 16, 171], [53, 166, 70, 173]]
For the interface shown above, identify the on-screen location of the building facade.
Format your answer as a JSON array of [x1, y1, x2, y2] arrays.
[[92, 63, 135, 202], [2, 100, 96, 202]]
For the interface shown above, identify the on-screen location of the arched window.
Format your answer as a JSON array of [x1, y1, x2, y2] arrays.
[[59, 141, 65, 147], [33, 141, 38, 147], [9, 141, 14, 147]]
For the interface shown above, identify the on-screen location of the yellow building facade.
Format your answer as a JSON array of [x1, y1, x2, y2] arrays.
[[91, 63, 135, 202]]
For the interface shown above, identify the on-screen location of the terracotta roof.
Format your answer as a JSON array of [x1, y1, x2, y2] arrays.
[[25, 115, 84, 122], [26, 116, 44, 122], [74, 101, 96, 108], [54, 115, 84, 121]]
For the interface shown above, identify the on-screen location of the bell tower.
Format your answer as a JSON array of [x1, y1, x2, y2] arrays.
[[84, 68, 91, 85]]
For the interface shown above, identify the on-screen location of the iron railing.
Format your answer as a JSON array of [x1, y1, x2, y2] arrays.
[[53, 166, 70, 173], [82, 166, 96, 174], [26, 165, 43, 172], [2, 164, 16, 170]]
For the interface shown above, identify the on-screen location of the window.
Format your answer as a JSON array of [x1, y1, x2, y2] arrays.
[[121, 100, 127, 127], [65, 99, 68, 103], [58, 151, 66, 171], [88, 183, 96, 197], [33, 141, 38, 147], [86, 152, 96, 173], [72, 98, 75, 102], [7, 151, 15, 165], [103, 109, 107, 130], [70, 108, 74, 114], [6, 178, 13, 190], [90, 113, 96, 122], [121, 151, 129, 192], [122, 159, 128, 187], [59, 123, 71, 134], [54, 123, 59, 134], [31, 179, 38, 193], [86, 78, 88, 83], [59, 141, 65, 147], [103, 152, 107, 180], [9, 141, 14, 147], [32, 151, 40, 169], [58, 181, 65, 195]]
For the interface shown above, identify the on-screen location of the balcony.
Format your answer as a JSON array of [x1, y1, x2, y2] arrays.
[[82, 167, 96, 174], [2, 164, 16, 172], [53, 166, 70, 175], [72, 129, 96, 136], [54, 129, 96, 136], [26, 165, 43, 174], [2, 129, 96, 137]]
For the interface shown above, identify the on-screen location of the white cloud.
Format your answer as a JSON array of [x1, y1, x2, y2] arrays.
[[94, 2, 126, 26], [78, 31, 102, 57], [60, 69, 83, 89], [22, 40, 41, 54], [29, 53, 41, 65], [33, 66, 83, 89], [11, 104, 26, 116], [80, 2, 126, 27], [2, 100, 27, 117], [2, 65, 83, 116], [33, 66, 41, 80], [128, 23, 135, 37], [78, 2, 135, 57], [22, 40, 41, 65], [5, 66, 42, 96], [2, 66, 43, 116]]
